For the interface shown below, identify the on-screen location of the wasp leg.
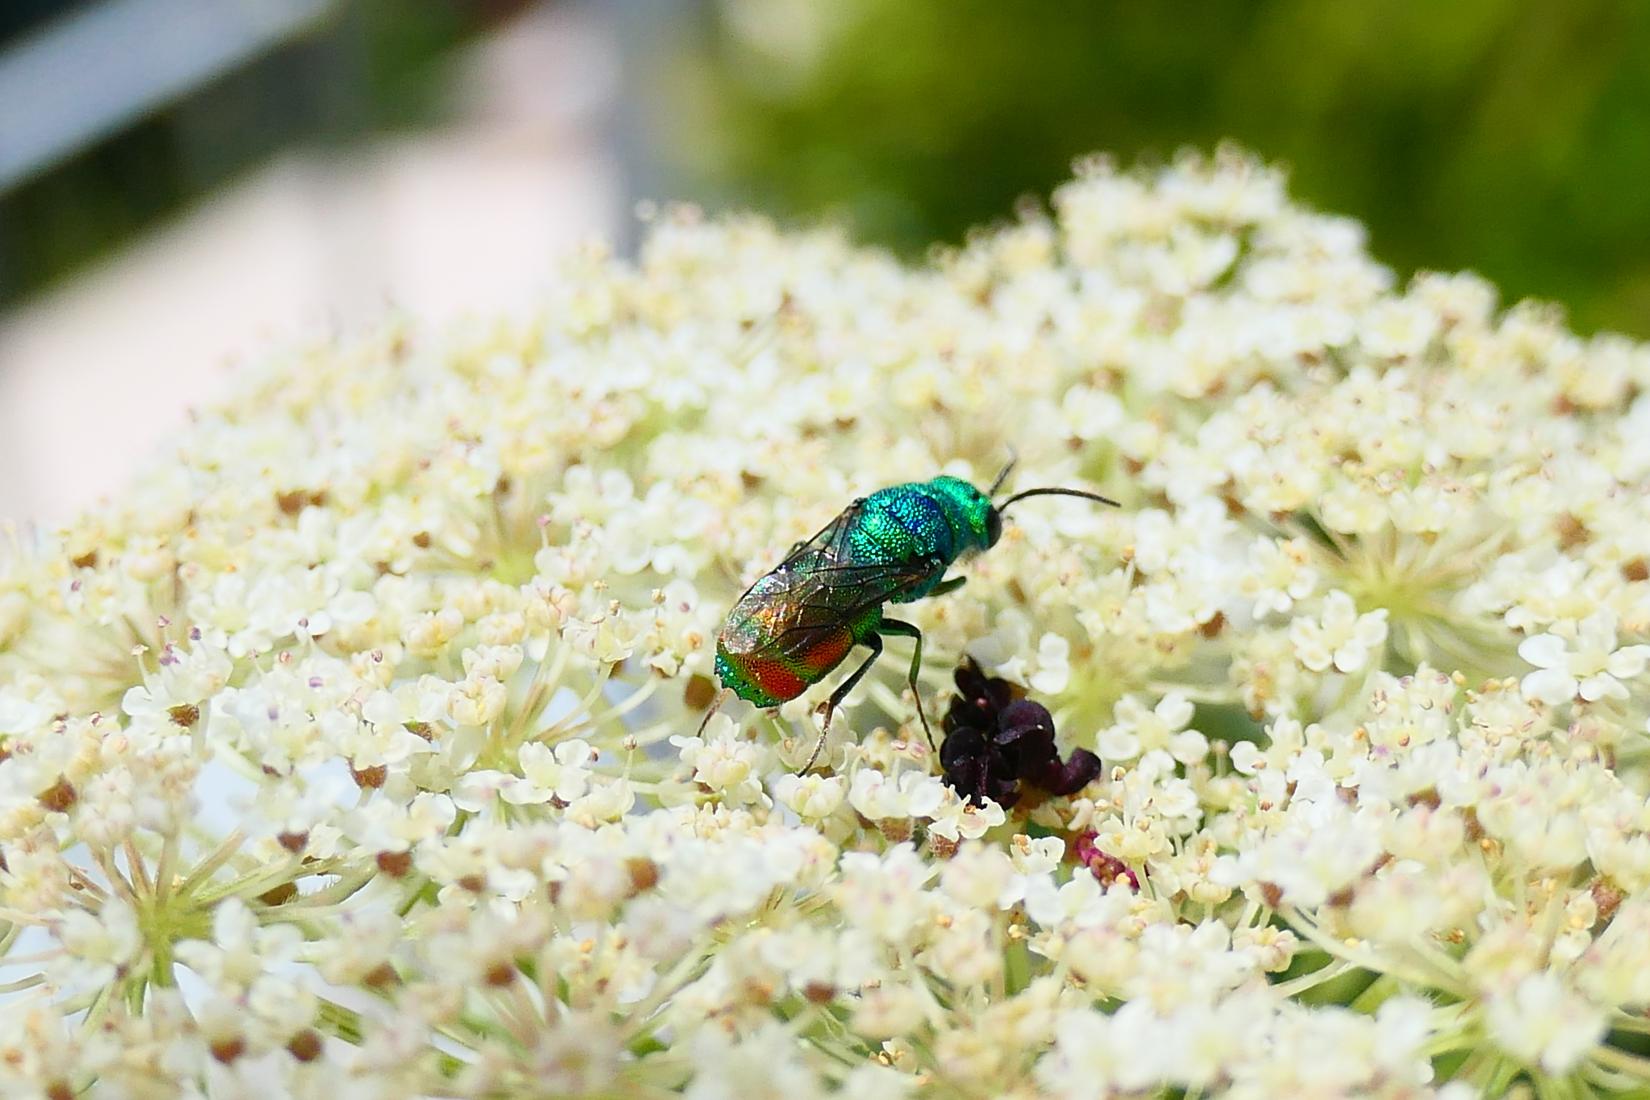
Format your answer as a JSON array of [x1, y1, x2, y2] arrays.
[[877, 618, 935, 753], [693, 686, 734, 738], [802, 634, 884, 775], [929, 575, 966, 598]]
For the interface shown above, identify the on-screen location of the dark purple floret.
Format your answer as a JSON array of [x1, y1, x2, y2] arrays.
[[939, 658, 1101, 807], [944, 659, 1020, 735], [995, 701, 1102, 796], [939, 724, 1024, 808]]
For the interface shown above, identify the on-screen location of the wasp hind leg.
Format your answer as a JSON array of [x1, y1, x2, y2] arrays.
[[694, 686, 735, 738], [877, 618, 935, 754], [802, 634, 885, 775]]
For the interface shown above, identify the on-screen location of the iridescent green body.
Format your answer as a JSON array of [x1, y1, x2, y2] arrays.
[[714, 476, 995, 707]]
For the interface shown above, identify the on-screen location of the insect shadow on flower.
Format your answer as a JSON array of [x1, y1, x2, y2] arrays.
[[702, 458, 1120, 773], [939, 656, 1101, 808]]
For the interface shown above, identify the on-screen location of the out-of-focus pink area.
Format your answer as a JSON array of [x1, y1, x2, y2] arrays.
[[0, 4, 623, 525]]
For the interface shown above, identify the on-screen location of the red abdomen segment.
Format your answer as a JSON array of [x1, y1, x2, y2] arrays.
[[714, 556, 886, 708], [715, 624, 855, 707]]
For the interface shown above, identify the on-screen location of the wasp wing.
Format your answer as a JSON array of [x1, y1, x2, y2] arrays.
[[776, 500, 864, 574], [723, 557, 939, 670], [723, 501, 940, 668], [729, 498, 868, 606]]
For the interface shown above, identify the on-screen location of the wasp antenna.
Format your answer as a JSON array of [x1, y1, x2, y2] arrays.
[[988, 449, 1019, 497], [998, 486, 1121, 511]]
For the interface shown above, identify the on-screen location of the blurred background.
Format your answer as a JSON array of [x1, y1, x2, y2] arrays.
[[3, 0, 1649, 522]]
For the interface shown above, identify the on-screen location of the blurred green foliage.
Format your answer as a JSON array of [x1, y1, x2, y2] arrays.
[[668, 0, 1650, 336]]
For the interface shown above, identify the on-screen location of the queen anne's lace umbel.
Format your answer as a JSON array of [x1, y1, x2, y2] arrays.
[[4, 149, 1650, 1098]]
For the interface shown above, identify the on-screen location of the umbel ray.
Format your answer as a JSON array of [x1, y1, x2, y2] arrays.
[[701, 458, 1120, 773]]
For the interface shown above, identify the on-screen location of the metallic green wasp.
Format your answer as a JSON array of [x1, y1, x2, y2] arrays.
[[709, 461, 1119, 771]]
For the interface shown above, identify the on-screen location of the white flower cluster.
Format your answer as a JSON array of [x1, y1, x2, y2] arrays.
[[4, 148, 1650, 1097]]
